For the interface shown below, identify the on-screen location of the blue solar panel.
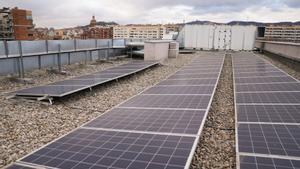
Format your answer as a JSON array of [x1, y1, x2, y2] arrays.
[[8, 53, 226, 169], [19, 129, 195, 169], [14, 61, 158, 98], [233, 52, 300, 169]]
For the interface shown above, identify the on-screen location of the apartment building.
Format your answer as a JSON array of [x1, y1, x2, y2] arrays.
[[0, 7, 14, 40], [113, 24, 166, 39], [11, 7, 34, 40], [164, 23, 183, 33], [264, 26, 300, 43], [81, 15, 113, 39], [81, 27, 113, 39]]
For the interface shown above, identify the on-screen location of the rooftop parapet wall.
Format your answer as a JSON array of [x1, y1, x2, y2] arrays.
[[255, 40, 300, 62], [0, 39, 127, 76]]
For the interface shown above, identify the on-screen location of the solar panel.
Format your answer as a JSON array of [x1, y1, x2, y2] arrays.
[[6, 164, 36, 169], [237, 105, 300, 123], [234, 67, 279, 73], [14, 85, 87, 97], [84, 108, 206, 134], [119, 94, 211, 110], [49, 79, 110, 86], [235, 76, 297, 84], [168, 74, 219, 79], [234, 71, 287, 78], [177, 70, 220, 75], [181, 65, 219, 69], [142, 85, 215, 95], [169, 71, 219, 79], [233, 64, 276, 69], [20, 128, 195, 169], [182, 63, 222, 66], [233, 62, 269, 65], [238, 123, 300, 157], [74, 73, 123, 79], [180, 67, 221, 71], [14, 61, 158, 98], [176, 70, 220, 74], [110, 66, 145, 69], [236, 92, 300, 104], [101, 69, 137, 74], [239, 155, 300, 169], [234, 66, 277, 71], [236, 83, 300, 92], [158, 79, 217, 86], [9, 53, 226, 169], [233, 52, 300, 169]]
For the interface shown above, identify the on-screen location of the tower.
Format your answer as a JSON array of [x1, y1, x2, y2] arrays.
[[90, 15, 96, 27]]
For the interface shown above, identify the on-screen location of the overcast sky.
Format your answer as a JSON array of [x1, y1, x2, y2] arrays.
[[2, 0, 300, 28]]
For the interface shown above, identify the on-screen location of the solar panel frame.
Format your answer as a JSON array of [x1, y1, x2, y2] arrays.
[[142, 85, 215, 95], [237, 105, 300, 123], [234, 71, 287, 78], [177, 70, 220, 74], [6, 164, 36, 169], [73, 73, 124, 79], [84, 108, 206, 135], [18, 129, 196, 169], [157, 79, 218, 86], [234, 67, 280, 73], [168, 74, 219, 80], [233, 64, 277, 69], [14, 61, 159, 98], [157, 55, 225, 169], [8, 54, 226, 169], [236, 92, 300, 104], [236, 83, 300, 92], [118, 94, 212, 110], [239, 155, 300, 169], [237, 123, 300, 157], [48, 79, 111, 86], [235, 76, 297, 84], [233, 52, 300, 169], [14, 85, 89, 97], [100, 69, 138, 74]]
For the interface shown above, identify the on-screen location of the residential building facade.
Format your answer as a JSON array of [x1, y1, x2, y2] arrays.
[[164, 23, 183, 33], [0, 7, 14, 40], [11, 7, 34, 40], [81, 15, 113, 39], [264, 26, 300, 43], [113, 24, 166, 39]]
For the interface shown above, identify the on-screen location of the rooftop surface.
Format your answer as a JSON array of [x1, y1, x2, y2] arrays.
[[0, 51, 299, 169]]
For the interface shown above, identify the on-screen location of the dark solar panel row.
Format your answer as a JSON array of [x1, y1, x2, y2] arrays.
[[232, 52, 300, 169], [239, 155, 300, 169], [7, 53, 225, 169], [14, 61, 159, 97], [20, 129, 195, 169]]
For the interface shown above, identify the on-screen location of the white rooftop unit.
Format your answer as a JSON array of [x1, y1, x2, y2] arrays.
[[181, 24, 257, 51], [144, 40, 173, 61]]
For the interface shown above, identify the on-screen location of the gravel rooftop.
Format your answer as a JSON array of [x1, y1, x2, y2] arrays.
[[0, 51, 299, 169]]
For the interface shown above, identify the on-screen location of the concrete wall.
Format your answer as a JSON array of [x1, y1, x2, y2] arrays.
[[255, 40, 300, 62]]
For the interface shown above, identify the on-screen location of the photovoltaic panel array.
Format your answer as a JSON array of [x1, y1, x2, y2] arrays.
[[232, 52, 300, 169], [7, 52, 225, 169], [14, 61, 159, 98]]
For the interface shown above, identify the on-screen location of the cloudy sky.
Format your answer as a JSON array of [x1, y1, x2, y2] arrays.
[[2, 0, 300, 28]]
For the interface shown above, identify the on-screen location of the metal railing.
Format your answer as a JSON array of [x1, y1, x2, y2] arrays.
[[0, 39, 127, 77]]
